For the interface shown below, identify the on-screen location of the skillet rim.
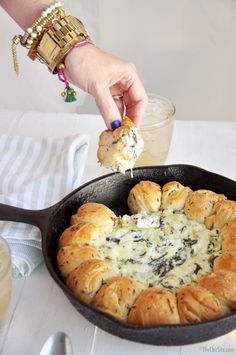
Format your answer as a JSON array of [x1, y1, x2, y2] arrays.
[[42, 164, 236, 345]]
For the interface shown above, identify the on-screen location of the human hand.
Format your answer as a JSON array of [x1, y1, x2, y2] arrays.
[[64, 44, 148, 129]]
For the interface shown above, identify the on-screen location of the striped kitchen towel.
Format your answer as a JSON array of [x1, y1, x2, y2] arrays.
[[0, 134, 89, 277]]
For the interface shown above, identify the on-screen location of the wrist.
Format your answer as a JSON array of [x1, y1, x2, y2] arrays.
[[63, 43, 96, 85], [64, 41, 94, 68], [63, 38, 94, 66], [11, 1, 92, 102], [12, 2, 90, 74], [1, 0, 56, 30]]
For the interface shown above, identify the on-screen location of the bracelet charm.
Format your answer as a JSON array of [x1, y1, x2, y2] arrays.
[[11, 1, 93, 103]]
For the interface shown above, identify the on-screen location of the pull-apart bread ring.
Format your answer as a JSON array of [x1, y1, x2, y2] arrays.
[[205, 200, 236, 229], [176, 284, 229, 323], [57, 245, 101, 279], [128, 180, 162, 214], [97, 116, 144, 174], [128, 288, 180, 326], [66, 260, 113, 304], [57, 180, 236, 326], [184, 190, 226, 223], [161, 181, 192, 210], [199, 272, 236, 309], [59, 222, 102, 248], [213, 252, 236, 273], [221, 220, 236, 252], [70, 202, 117, 234], [92, 276, 141, 321]]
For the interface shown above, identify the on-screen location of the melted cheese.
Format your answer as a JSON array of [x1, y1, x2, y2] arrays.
[[99, 210, 221, 290], [115, 127, 144, 174]]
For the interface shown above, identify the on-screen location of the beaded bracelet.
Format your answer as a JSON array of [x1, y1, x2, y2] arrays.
[[57, 39, 94, 102], [21, 2, 64, 50], [12, 1, 65, 75], [11, 1, 92, 104]]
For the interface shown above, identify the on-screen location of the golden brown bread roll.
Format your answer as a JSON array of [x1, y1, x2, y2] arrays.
[[213, 252, 236, 273], [161, 181, 192, 210], [199, 271, 236, 309], [66, 259, 113, 304], [127, 287, 180, 326], [176, 284, 229, 323], [222, 235, 236, 252], [205, 200, 236, 229], [221, 220, 236, 240], [127, 180, 162, 214], [92, 276, 141, 321], [221, 220, 236, 252], [184, 190, 226, 224], [97, 116, 144, 174], [70, 202, 117, 234], [57, 245, 101, 279], [70, 214, 81, 225], [59, 222, 102, 248]]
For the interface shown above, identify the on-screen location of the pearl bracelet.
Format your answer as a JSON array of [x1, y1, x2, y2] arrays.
[[12, 1, 65, 75], [11, 2, 93, 105], [22, 2, 64, 49]]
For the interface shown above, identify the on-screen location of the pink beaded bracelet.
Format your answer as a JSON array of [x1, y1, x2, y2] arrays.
[[57, 39, 94, 102]]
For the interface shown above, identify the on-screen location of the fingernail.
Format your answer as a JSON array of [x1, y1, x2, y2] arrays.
[[111, 119, 121, 130]]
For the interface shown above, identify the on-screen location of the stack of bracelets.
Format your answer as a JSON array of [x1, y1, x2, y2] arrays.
[[12, 1, 93, 102]]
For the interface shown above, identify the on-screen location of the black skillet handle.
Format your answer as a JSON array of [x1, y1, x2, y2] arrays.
[[0, 203, 55, 233]]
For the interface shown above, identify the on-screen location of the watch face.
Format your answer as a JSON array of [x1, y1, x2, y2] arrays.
[[35, 15, 89, 72]]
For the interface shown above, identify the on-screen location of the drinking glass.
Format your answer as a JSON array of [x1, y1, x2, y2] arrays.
[[136, 94, 175, 166], [0, 236, 12, 334]]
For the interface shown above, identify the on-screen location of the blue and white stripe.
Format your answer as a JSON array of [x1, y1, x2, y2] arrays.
[[0, 134, 89, 276]]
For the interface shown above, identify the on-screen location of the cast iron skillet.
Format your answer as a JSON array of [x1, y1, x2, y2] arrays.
[[0, 164, 236, 346]]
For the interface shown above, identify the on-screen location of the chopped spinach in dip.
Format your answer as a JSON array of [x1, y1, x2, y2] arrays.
[[100, 209, 221, 291]]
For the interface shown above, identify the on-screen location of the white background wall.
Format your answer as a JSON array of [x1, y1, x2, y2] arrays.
[[1, 0, 236, 121], [99, 0, 236, 121]]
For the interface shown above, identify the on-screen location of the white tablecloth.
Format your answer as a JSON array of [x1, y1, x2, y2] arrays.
[[0, 110, 235, 355]]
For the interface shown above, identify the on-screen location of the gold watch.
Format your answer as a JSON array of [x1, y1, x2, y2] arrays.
[[37, 15, 90, 73]]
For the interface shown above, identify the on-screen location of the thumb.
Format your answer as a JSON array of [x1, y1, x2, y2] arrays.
[[93, 85, 122, 130]]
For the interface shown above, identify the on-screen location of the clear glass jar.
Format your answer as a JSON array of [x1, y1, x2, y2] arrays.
[[136, 94, 175, 166], [0, 236, 12, 334]]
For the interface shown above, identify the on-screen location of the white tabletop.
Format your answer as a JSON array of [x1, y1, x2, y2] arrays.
[[0, 110, 236, 355]]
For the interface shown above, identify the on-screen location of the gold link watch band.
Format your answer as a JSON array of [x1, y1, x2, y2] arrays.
[[37, 15, 89, 73]]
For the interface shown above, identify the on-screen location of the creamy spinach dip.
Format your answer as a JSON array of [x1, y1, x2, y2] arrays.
[[101, 209, 221, 291]]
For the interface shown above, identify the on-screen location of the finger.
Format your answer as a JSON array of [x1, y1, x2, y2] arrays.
[[121, 73, 148, 128], [124, 81, 147, 127], [92, 84, 122, 130], [113, 96, 125, 118], [110, 85, 126, 118], [124, 92, 147, 128]]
